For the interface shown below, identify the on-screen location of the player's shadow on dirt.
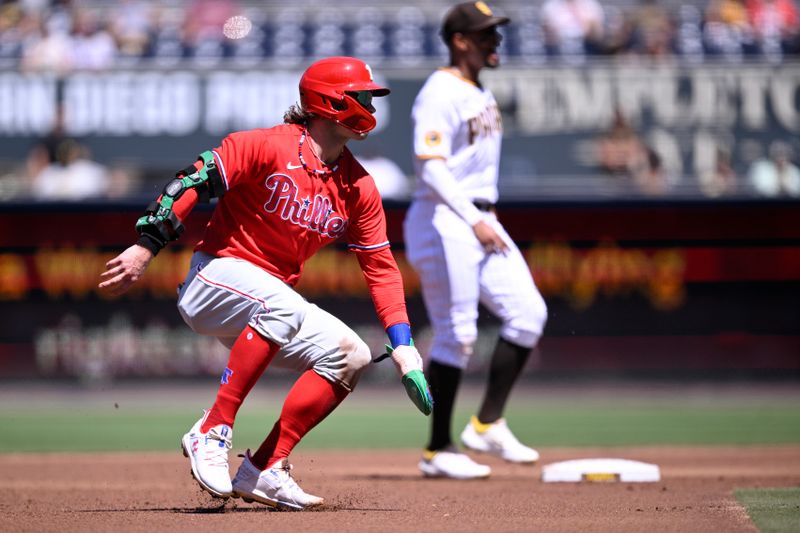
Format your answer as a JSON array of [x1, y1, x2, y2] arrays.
[[75, 504, 234, 514], [347, 473, 524, 481], [181, 505, 268, 514], [77, 504, 401, 514], [346, 474, 424, 481], [77, 506, 283, 514]]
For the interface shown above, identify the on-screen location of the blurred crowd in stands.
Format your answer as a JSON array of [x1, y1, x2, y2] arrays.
[[20, 104, 140, 201], [0, 0, 797, 70], [594, 107, 800, 198], [0, 0, 797, 202]]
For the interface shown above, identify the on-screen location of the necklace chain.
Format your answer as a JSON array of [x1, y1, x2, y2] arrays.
[[298, 129, 339, 176]]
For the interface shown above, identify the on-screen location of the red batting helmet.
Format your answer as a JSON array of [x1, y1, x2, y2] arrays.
[[299, 56, 390, 134]]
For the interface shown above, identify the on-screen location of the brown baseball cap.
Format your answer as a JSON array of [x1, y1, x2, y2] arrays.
[[441, 2, 510, 42]]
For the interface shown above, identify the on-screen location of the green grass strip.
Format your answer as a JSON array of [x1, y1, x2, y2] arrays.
[[2, 404, 799, 452], [735, 487, 800, 533]]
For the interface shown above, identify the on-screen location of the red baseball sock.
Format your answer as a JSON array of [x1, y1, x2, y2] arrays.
[[201, 325, 279, 432], [250, 370, 349, 470]]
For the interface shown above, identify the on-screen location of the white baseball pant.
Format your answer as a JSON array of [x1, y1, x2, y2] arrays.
[[404, 201, 548, 369], [176, 252, 372, 390]]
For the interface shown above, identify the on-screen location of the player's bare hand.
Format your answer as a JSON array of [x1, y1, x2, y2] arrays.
[[472, 220, 508, 255], [98, 244, 154, 296]]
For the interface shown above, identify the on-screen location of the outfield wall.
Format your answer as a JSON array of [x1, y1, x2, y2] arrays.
[[0, 199, 797, 381]]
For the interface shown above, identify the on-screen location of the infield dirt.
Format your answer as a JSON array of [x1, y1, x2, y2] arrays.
[[2, 446, 798, 532]]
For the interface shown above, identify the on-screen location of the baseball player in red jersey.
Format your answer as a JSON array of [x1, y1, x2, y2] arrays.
[[98, 56, 432, 510]]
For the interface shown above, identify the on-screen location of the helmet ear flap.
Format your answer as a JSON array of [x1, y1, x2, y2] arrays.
[[300, 87, 344, 119], [327, 95, 347, 112], [298, 56, 389, 134]]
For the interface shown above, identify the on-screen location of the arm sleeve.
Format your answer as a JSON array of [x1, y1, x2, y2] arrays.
[[412, 89, 483, 226], [346, 171, 409, 329], [355, 247, 409, 329], [418, 158, 483, 226]]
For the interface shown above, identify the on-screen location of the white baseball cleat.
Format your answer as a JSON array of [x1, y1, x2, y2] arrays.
[[232, 451, 324, 511], [418, 447, 491, 479], [181, 413, 233, 498], [460, 416, 540, 464]]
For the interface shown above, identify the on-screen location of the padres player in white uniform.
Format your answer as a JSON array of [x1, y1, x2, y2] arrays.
[[404, 2, 548, 479]]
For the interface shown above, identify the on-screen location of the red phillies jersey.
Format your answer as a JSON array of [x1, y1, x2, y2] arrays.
[[173, 123, 408, 329]]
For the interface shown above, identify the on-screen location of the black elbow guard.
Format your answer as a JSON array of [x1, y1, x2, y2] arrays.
[[134, 150, 227, 254], [135, 198, 185, 255], [176, 150, 226, 203]]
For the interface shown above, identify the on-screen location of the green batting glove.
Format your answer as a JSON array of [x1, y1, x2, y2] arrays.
[[401, 369, 434, 416], [384, 343, 434, 416]]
